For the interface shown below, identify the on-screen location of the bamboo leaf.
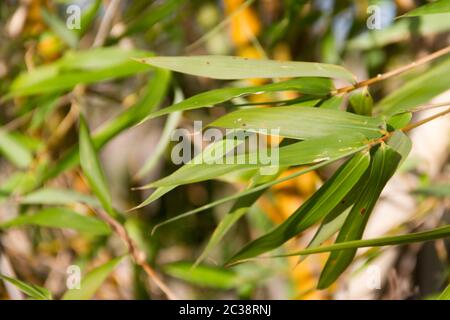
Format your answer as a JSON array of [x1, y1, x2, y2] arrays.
[[209, 106, 385, 140], [79, 115, 114, 216], [19, 188, 99, 206], [143, 78, 333, 121], [195, 171, 281, 266], [377, 57, 450, 115], [318, 143, 403, 289], [137, 55, 356, 83], [0, 207, 111, 235], [150, 147, 368, 232], [62, 256, 124, 300], [275, 225, 450, 257], [0, 130, 33, 169], [227, 151, 371, 265], [9, 47, 152, 97], [164, 262, 239, 290], [402, 0, 450, 17], [414, 184, 450, 198], [150, 133, 368, 188], [0, 274, 52, 300]]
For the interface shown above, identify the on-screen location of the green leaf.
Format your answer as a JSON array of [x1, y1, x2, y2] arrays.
[[62, 256, 124, 300], [0, 207, 111, 235], [79, 0, 102, 36], [9, 47, 152, 97], [275, 224, 450, 257], [438, 282, 450, 300], [143, 78, 333, 121], [41, 8, 78, 48], [137, 55, 356, 83], [227, 151, 371, 265], [377, 57, 450, 115], [319, 95, 344, 110], [401, 0, 450, 17], [318, 143, 403, 289], [0, 274, 52, 300], [150, 133, 369, 187], [210, 106, 385, 140], [195, 171, 281, 266], [414, 184, 450, 198], [19, 188, 99, 206], [79, 115, 114, 216], [164, 262, 239, 289], [136, 89, 183, 178], [0, 130, 33, 169], [349, 87, 373, 116], [386, 112, 412, 130], [150, 146, 368, 232], [123, 0, 184, 36]]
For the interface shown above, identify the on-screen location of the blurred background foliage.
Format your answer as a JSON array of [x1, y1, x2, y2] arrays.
[[0, 0, 449, 300]]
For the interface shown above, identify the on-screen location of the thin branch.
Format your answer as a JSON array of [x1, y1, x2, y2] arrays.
[[402, 107, 450, 133], [334, 44, 450, 95], [94, 208, 178, 300], [93, 0, 121, 47]]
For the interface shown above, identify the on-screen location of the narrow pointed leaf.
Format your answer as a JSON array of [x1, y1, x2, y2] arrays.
[[79, 116, 114, 216], [137, 55, 356, 83], [210, 106, 385, 140], [144, 78, 333, 120], [19, 188, 99, 206], [227, 151, 371, 265], [150, 133, 368, 188], [0, 207, 111, 235], [318, 143, 403, 289], [0, 274, 52, 300], [0, 131, 33, 169], [275, 225, 450, 257], [377, 57, 450, 115]]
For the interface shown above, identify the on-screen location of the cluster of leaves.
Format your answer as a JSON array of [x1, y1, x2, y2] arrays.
[[0, 0, 449, 300]]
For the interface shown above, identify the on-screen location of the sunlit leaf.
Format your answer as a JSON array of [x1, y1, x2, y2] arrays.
[[150, 133, 368, 188], [210, 106, 385, 140], [137, 55, 356, 83], [9, 47, 152, 97]]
